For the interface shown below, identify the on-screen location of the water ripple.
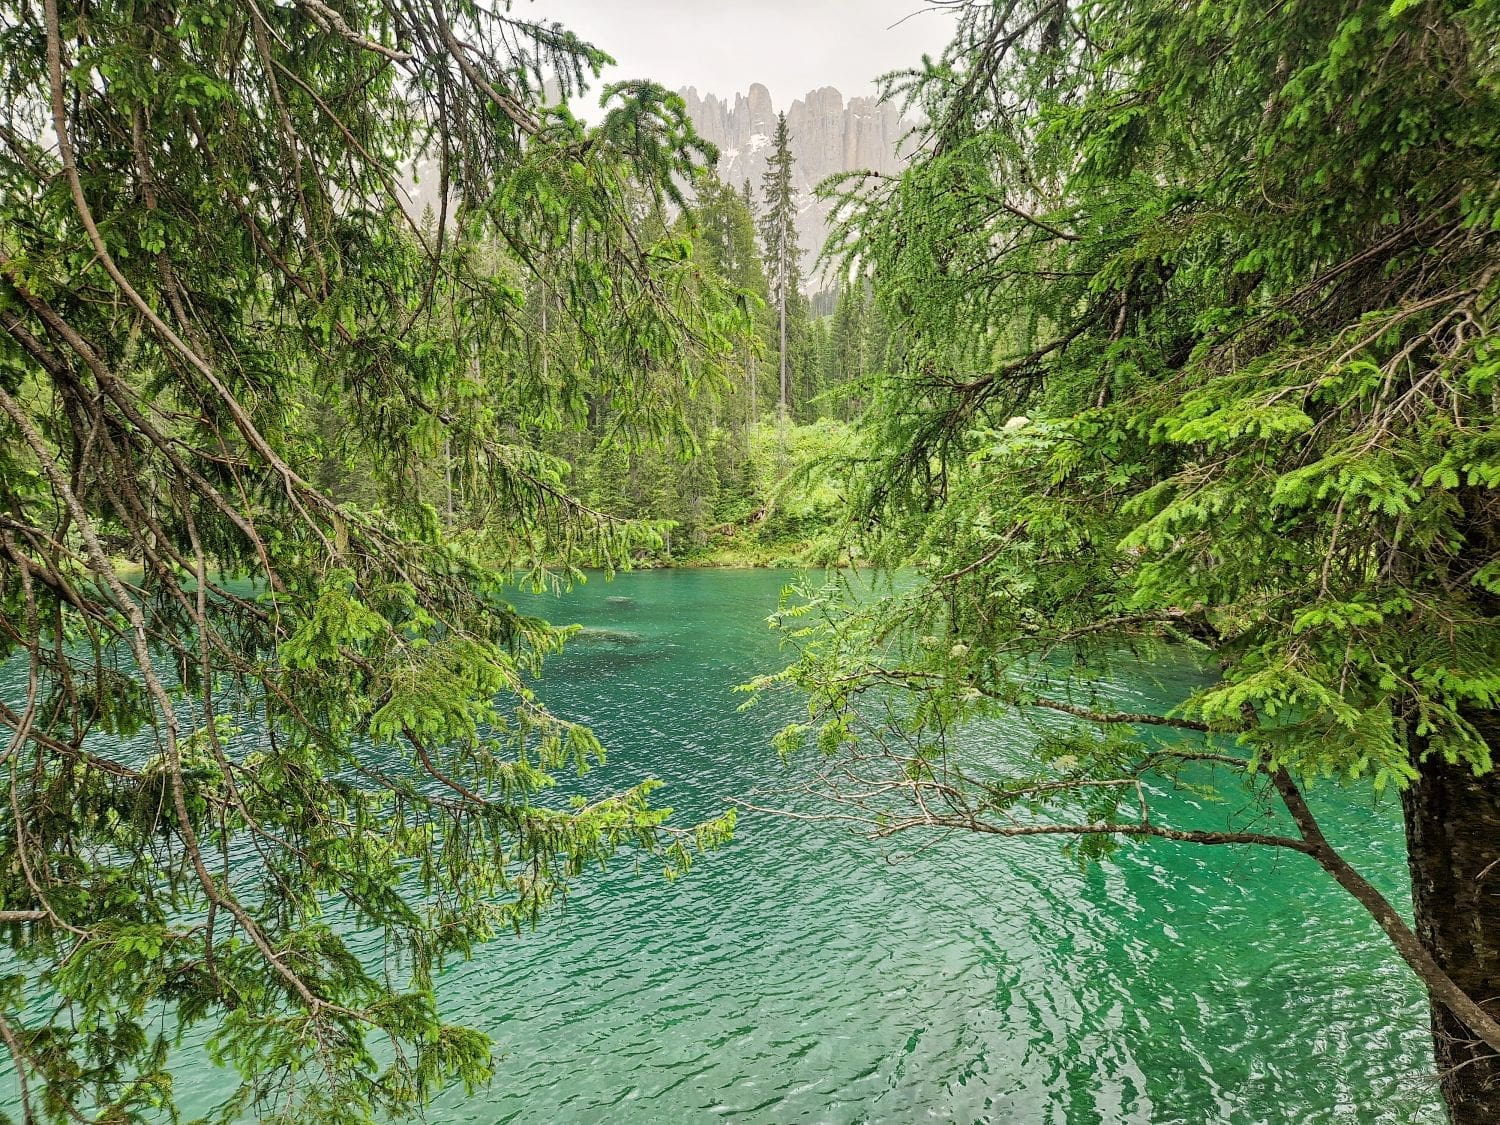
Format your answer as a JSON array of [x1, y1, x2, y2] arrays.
[[7, 571, 1441, 1124]]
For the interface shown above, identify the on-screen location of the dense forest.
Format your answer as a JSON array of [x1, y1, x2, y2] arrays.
[[0, 1, 1496, 1123], [315, 169, 892, 569], [523, 167, 898, 568]]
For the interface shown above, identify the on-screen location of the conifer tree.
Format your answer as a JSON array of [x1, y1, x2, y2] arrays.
[[695, 178, 771, 432], [740, 178, 765, 421], [0, 2, 744, 1119], [780, 1, 1500, 1118], [758, 112, 802, 421]]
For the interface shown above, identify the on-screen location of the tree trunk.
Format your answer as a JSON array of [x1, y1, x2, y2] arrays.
[[778, 292, 788, 421], [1403, 734, 1500, 1123], [747, 350, 757, 428], [1404, 485, 1500, 1123]]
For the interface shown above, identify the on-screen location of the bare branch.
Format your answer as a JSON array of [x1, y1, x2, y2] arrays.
[[294, 0, 412, 62]]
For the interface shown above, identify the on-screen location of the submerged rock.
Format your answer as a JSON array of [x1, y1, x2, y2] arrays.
[[572, 626, 646, 646]]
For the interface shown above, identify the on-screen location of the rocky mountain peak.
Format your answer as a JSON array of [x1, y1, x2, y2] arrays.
[[680, 83, 915, 282]]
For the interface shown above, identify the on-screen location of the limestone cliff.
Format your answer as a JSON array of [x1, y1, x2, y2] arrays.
[[679, 84, 914, 280]]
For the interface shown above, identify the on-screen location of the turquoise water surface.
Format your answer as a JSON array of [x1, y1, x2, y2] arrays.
[[5, 569, 1442, 1122]]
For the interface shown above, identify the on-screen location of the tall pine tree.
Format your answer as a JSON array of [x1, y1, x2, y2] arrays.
[[758, 112, 801, 421], [696, 178, 771, 433]]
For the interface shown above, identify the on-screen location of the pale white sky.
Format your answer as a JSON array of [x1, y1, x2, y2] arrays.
[[521, 0, 957, 103]]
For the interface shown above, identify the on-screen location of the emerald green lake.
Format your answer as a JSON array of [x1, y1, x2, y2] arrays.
[[4, 570, 1443, 1122]]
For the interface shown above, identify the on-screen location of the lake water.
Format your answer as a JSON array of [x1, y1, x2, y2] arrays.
[[4, 569, 1443, 1122]]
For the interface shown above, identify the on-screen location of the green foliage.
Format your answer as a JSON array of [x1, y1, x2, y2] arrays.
[[804, 280, 898, 422], [553, 417, 856, 567], [0, 2, 746, 1119], [781, 0, 1499, 849], [526, 169, 867, 566]]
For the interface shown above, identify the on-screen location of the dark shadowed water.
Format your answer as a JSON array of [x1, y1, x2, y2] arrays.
[[3, 570, 1442, 1122]]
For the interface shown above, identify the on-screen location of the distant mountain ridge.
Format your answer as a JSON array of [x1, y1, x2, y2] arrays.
[[401, 82, 915, 287], [680, 83, 916, 281]]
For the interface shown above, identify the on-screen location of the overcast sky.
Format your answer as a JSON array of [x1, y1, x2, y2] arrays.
[[522, 1, 957, 103]]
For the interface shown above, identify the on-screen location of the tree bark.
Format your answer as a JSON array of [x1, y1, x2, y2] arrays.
[[1404, 710, 1500, 1123], [1404, 486, 1500, 1123]]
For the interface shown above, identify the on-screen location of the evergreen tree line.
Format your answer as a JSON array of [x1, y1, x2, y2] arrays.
[[522, 114, 900, 562]]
